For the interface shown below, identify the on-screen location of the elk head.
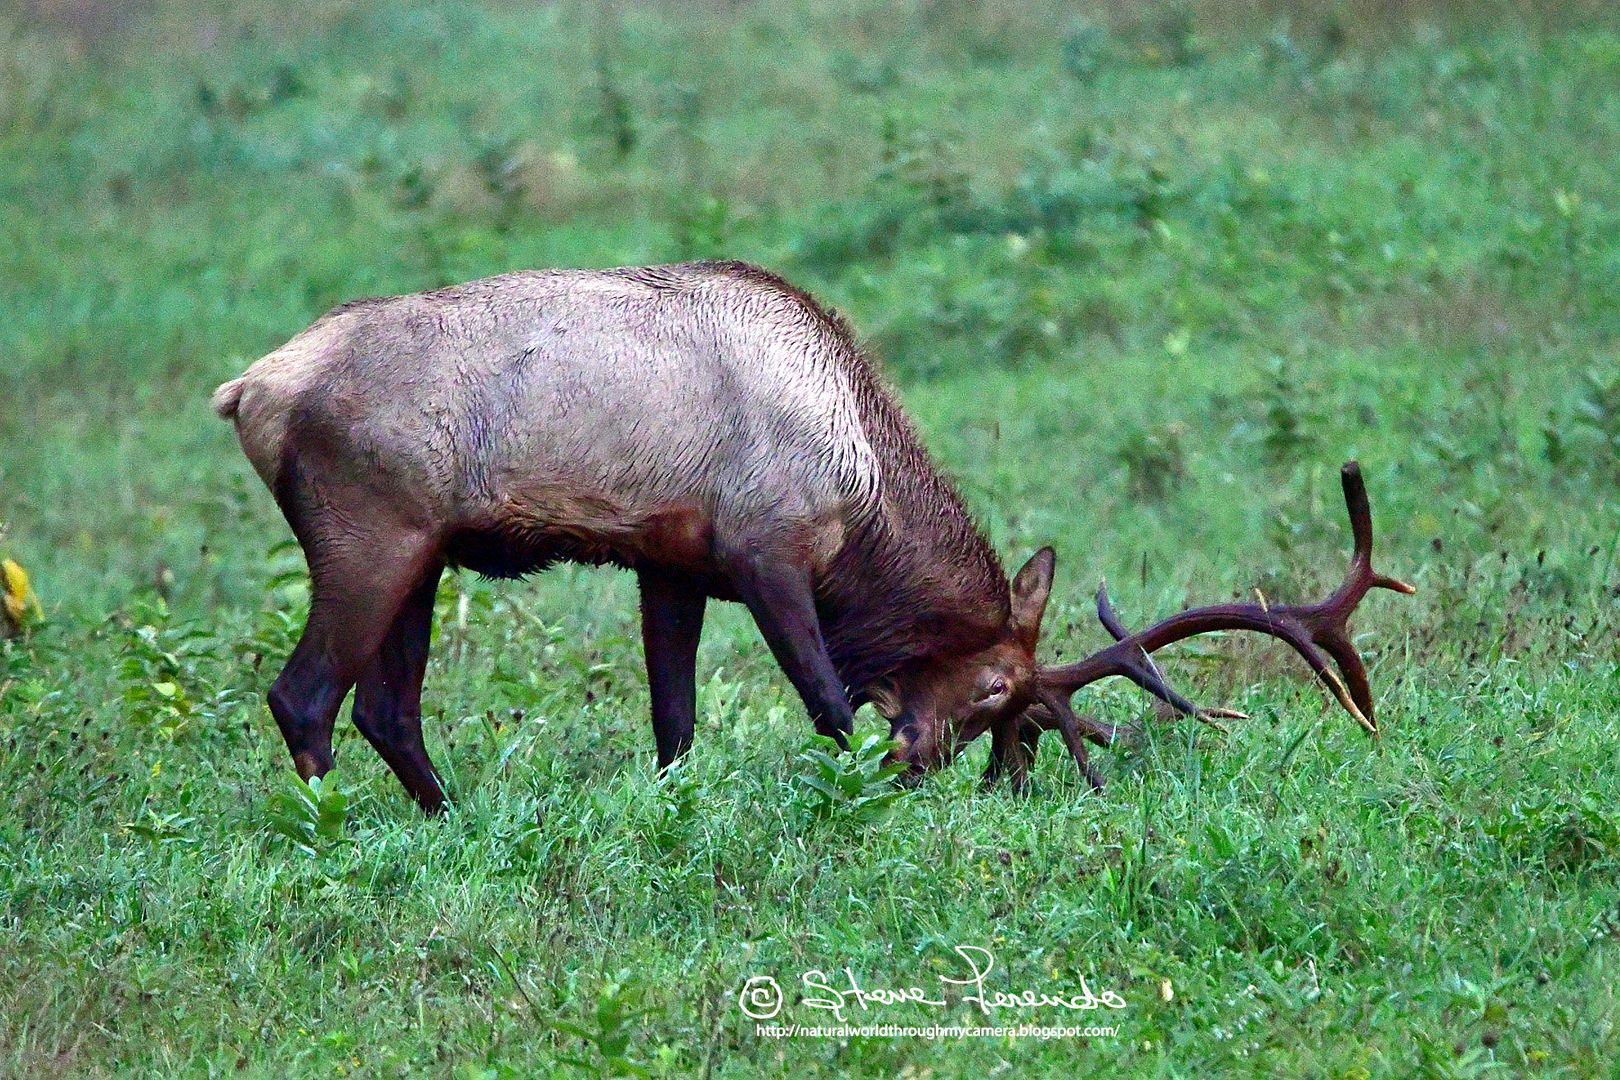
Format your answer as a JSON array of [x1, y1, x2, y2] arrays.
[[878, 462, 1415, 788], [869, 544, 1057, 774]]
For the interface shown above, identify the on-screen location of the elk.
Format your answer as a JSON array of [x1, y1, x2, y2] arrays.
[[214, 260, 1412, 812]]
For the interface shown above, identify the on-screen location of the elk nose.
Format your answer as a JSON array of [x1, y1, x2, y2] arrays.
[[887, 713, 914, 753], [884, 714, 931, 785]]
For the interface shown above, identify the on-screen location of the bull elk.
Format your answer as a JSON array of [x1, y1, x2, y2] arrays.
[[214, 260, 1412, 812]]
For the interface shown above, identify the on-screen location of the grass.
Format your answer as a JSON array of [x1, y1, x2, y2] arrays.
[[2, 1, 1618, 1075]]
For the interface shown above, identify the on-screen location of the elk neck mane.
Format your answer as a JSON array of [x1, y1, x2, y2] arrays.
[[827, 359, 1010, 692], [690, 263, 1014, 693]]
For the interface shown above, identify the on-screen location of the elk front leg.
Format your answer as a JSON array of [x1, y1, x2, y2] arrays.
[[351, 566, 447, 813], [638, 567, 708, 769], [721, 545, 853, 748]]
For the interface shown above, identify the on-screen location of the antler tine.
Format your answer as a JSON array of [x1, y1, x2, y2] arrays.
[[1284, 462, 1415, 721], [1038, 689, 1106, 790], [1101, 584, 1239, 733], [1038, 461, 1413, 784], [1095, 587, 1129, 641], [1028, 697, 1127, 747], [1096, 584, 1248, 723], [982, 699, 1130, 794], [1332, 461, 1418, 602]]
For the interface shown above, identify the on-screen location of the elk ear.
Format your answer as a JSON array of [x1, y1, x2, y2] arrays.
[[1009, 546, 1056, 649]]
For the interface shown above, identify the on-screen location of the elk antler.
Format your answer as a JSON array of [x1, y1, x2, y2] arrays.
[[1015, 461, 1414, 789]]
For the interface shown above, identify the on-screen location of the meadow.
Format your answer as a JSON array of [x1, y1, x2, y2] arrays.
[[2, 1, 1618, 1075]]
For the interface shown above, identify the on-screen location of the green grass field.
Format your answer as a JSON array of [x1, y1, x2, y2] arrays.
[[3, 1, 1619, 1075]]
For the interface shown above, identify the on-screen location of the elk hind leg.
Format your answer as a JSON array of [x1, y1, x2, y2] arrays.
[[268, 526, 438, 783], [351, 565, 447, 813]]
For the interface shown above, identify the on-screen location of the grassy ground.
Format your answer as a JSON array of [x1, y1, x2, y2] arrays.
[[2, 1, 1619, 1075]]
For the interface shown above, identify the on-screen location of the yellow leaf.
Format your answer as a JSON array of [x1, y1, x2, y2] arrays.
[[1159, 978, 1174, 1002], [2, 559, 28, 599], [1, 559, 41, 620]]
